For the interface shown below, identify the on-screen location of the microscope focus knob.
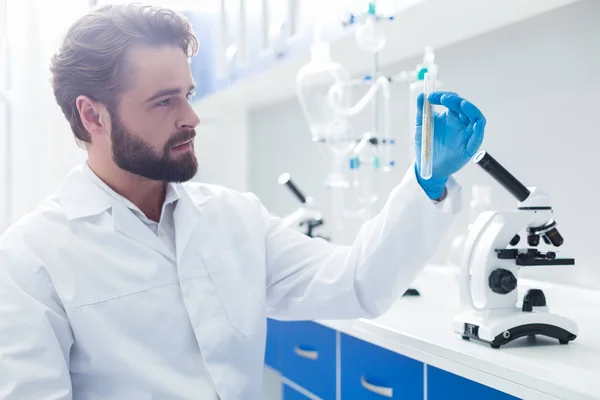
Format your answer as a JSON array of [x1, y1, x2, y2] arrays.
[[509, 234, 520, 246], [489, 269, 517, 295], [524, 288, 547, 307]]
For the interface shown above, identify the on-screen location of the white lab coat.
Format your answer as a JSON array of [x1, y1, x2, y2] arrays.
[[0, 163, 461, 399]]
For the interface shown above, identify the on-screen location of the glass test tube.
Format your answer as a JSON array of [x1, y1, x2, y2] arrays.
[[420, 72, 435, 180]]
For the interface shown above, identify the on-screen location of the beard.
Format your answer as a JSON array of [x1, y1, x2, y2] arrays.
[[109, 110, 198, 183]]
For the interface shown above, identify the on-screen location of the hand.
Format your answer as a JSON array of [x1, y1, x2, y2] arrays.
[[414, 91, 486, 199]]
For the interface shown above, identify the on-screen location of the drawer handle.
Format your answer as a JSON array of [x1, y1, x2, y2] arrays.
[[293, 346, 319, 360], [361, 376, 393, 398]]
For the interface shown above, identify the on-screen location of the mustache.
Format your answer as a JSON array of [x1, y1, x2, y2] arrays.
[[166, 129, 196, 148]]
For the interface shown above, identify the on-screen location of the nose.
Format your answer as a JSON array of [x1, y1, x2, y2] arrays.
[[178, 102, 201, 131]]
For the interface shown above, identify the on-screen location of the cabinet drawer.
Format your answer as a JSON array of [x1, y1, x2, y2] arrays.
[[341, 333, 423, 399], [428, 366, 519, 399], [279, 321, 336, 400], [283, 384, 311, 400], [265, 318, 281, 370]]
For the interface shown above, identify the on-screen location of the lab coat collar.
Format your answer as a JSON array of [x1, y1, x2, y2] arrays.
[[58, 163, 212, 261], [111, 203, 175, 261], [107, 182, 211, 263], [59, 163, 210, 219], [59, 164, 112, 220]]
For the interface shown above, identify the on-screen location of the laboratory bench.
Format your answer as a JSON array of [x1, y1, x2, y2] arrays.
[[263, 265, 600, 400]]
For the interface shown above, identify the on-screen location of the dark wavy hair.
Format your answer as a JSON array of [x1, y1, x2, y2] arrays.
[[50, 3, 199, 144]]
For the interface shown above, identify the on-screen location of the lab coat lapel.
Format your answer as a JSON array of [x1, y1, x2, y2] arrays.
[[112, 203, 175, 261], [173, 188, 210, 262]]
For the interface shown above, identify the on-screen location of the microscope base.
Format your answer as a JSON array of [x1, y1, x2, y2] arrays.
[[453, 308, 578, 349]]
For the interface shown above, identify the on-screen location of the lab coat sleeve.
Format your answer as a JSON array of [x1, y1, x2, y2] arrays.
[[259, 165, 462, 320], [0, 248, 73, 399]]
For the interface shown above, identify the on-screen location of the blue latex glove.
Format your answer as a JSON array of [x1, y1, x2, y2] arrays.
[[414, 91, 486, 199]]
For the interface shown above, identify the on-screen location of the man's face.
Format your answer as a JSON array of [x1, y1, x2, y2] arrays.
[[108, 45, 200, 182]]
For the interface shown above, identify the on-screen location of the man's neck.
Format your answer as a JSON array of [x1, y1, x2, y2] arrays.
[[87, 156, 166, 222]]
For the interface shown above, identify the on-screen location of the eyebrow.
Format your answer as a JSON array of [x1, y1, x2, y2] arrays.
[[144, 85, 196, 104]]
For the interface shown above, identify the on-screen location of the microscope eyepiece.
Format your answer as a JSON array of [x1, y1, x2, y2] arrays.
[[474, 150, 530, 202]]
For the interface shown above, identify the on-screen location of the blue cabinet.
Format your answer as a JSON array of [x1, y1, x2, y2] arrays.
[[265, 318, 281, 370], [283, 384, 311, 399], [265, 322, 528, 400], [341, 333, 424, 399], [278, 321, 336, 400], [427, 366, 520, 400]]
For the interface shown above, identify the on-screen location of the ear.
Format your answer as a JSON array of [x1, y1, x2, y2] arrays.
[[76, 95, 109, 138]]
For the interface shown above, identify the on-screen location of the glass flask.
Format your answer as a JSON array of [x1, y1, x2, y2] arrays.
[[349, 132, 381, 207], [296, 41, 352, 144]]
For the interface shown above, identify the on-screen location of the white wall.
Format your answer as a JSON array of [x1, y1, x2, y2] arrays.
[[0, 92, 8, 231], [191, 106, 249, 192], [246, 0, 600, 289]]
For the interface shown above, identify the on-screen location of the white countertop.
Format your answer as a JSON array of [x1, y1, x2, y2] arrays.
[[318, 265, 600, 400]]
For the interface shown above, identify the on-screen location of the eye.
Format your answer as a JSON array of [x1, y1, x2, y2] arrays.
[[156, 98, 171, 107], [186, 91, 196, 102]]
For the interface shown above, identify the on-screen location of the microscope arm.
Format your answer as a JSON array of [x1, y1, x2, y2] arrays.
[[460, 151, 558, 310], [278, 173, 324, 238], [460, 209, 540, 310]]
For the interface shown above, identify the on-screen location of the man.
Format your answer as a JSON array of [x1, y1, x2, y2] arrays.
[[0, 3, 486, 400]]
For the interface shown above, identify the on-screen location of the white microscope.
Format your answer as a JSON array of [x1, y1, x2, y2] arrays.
[[278, 173, 327, 239], [453, 150, 578, 349]]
